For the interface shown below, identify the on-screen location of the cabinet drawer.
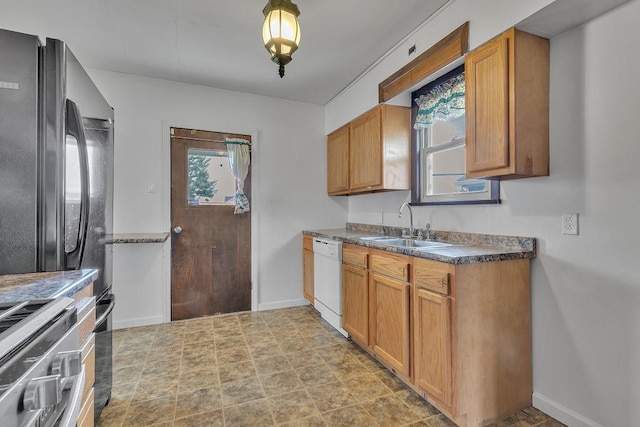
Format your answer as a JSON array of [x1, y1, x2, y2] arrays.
[[303, 235, 314, 252], [343, 244, 369, 268], [371, 251, 410, 282], [72, 284, 94, 303], [82, 334, 96, 401], [77, 297, 96, 346], [414, 257, 450, 295], [78, 387, 95, 427]]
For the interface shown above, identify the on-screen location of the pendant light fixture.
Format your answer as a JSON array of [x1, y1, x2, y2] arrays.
[[262, 0, 301, 78]]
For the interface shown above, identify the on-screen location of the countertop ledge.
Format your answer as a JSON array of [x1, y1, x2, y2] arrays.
[[105, 232, 170, 244], [303, 223, 536, 265], [0, 269, 98, 303]]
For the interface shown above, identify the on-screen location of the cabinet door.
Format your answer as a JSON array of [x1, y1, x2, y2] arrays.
[[414, 288, 452, 407], [303, 249, 314, 304], [327, 125, 350, 194], [349, 109, 382, 190], [465, 34, 510, 174], [371, 273, 410, 376], [342, 264, 369, 345]]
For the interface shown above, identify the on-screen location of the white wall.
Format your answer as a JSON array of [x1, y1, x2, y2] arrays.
[[326, 0, 640, 426], [88, 69, 348, 327]]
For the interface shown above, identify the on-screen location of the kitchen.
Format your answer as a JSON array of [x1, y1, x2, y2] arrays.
[[0, 0, 639, 426]]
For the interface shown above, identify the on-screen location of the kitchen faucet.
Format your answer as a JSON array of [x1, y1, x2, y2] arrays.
[[398, 202, 414, 237]]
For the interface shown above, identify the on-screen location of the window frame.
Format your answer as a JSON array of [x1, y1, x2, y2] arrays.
[[410, 65, 500, 206]]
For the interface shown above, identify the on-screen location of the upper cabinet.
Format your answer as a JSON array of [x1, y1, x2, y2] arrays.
[[326, 125, 350, 195], [465, 28, 550, 179], [327, 104, 410, 196]]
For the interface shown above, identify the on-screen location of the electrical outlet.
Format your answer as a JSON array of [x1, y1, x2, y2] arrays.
[[147, 183, 157, 193], [562, 213, 579, 235], [375, 212, 383, 225], [408, 44, 416, 55]]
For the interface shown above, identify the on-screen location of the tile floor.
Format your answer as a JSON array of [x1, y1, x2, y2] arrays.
[[98, 305, 564, 427]]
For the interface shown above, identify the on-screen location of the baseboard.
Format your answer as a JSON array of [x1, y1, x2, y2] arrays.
[[114, 315, 165, 330], [533, 392, 602, 427], [258, 298, 310, 311]]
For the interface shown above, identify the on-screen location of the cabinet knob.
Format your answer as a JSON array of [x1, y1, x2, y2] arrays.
[[173, 226, 183, 234]]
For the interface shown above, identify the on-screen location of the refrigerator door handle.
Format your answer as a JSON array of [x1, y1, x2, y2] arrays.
[[64, 99, 90, 270]]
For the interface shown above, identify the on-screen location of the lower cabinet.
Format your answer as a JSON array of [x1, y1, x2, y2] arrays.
[[341, 244, 532, 427], [341, 263, 369, 345], [302, 235, 314, 304], [413, 287, 452, 408], [370, 272, 411, 377]]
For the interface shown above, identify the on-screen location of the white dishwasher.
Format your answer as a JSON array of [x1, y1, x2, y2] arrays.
[[313, 237, 348, 337]]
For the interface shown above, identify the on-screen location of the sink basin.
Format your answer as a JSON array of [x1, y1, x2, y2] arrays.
[[369, 238, 453, 249], [359, 236, 396, 241]]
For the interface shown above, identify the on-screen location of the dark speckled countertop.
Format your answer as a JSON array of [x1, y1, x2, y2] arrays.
[[0, 269, 98, 303], [303, 223, 536, 265], [105, 233, 170, 244]]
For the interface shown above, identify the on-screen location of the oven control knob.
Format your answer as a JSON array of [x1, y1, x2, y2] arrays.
[[23, 375, 61, 411], [51, 350, 82, 380]]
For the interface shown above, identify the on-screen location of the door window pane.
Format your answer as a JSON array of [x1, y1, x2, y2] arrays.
[[65, 135, 82, 253], [187, 148, 236, 206]]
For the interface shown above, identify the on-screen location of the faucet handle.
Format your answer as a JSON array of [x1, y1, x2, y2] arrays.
[[416, 229, 423, 240]]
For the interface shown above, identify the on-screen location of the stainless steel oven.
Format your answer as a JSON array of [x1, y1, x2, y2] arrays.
[[0, 297, 85, 427]]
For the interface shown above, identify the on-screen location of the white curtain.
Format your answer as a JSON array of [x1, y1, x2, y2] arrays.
[[224, 138, 251, 214]]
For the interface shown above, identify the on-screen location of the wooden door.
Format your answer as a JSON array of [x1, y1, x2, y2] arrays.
[[465, 34, 510, 174], [371, 273, 411, 376], [170, 128, 251, 320], [326, 125, 350, 195], [349, 108, 382, 190], [342, 263, 369, 346], [414, 288, 452, 407]]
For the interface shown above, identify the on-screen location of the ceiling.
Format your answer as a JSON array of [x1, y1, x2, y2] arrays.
[[0, 0, 450, 105]]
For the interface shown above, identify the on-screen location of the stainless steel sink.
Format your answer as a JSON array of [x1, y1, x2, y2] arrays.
[[358, 236, 396, 241], [364, 237, 453, 249]]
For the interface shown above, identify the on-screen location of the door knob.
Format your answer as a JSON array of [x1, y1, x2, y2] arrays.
[[173, 226, 183, 234]]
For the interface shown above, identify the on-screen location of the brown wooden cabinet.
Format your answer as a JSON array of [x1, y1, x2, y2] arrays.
[[465, 27, 549, 179], [326, 125, 350, 195], [342, 246, 411, 377], [341, 244, 369, 345], [326, 104, 410, 195], [340, 242, 533, 427], [412, 256, 532, 426], [369, 250, 412, 377], [370, 272, 411, 377], [414, 288, 452, 406], [302, 235, 314, 304], [413, 258, 453, 410], [342, 263, 369, 345]]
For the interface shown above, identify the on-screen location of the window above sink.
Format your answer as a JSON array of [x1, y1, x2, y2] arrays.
[[411, 65, 500, 205]]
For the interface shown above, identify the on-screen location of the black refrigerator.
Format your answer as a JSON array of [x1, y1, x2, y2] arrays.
[[0, 28, 115, 422]]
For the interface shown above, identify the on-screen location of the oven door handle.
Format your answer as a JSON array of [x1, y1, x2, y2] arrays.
[[57, 365, 86, 427], [95, 294, 116, 328]]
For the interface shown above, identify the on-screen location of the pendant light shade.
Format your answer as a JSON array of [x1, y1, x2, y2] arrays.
[[262, 0, 301, 78]]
